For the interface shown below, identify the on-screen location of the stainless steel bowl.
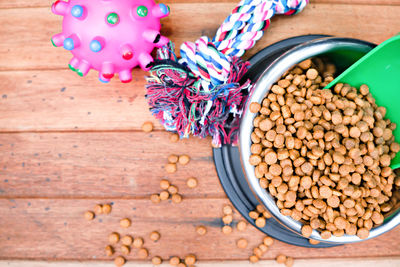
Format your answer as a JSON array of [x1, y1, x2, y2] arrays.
[[239, 37, 400, 243]]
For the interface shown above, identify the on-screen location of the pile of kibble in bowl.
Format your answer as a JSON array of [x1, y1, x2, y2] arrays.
[[249, 58, 400, 240]]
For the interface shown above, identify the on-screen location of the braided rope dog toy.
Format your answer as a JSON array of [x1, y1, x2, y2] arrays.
[[146, 0, 308, 146]]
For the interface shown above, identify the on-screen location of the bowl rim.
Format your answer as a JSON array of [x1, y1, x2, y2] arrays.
[[239, 36, 400, 243]]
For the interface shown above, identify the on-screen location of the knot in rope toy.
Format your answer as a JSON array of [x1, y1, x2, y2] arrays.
[[146, 0, 308, 146]]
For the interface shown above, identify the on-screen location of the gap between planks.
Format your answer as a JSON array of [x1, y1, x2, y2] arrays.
[[1, 258, 400, 267]]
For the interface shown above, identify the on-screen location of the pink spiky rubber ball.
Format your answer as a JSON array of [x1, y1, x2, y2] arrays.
[[51, 0, 170, 83]]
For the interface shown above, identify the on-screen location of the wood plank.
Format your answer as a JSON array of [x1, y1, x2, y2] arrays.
[[2, 258, 400, 267], [1, 3, 400, 71], [0, 199, 399, 260], [1, 0, 400, 9], [0, 132, 222, 198]]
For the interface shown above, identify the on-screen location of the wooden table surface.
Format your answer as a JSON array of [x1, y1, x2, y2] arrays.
[[1, 0, 400, 266]]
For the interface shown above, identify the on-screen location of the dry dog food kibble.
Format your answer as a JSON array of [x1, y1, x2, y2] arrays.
[[222, 225, 232, 234], [263, 236, 274, 246], [276, 254, 287, 264], [109, 232, 120, 244], [160, 179, 170, 190], [133, 237, 144, 248], [249, 255, 259, 263], [121, 245, 130, 255], [237, 220, 247, 231], [236, 238, 248, 249], [94, 204, 103, 214], [187, 177, 198, 188], [150, 193, 161, 204], [141, 121, 153, 133], [102, 204, 112, 214], [178, 155, 190, 165], [121, 235, 133, 246], [120, 218, 131, 228], [84, 211, 95, 221], [159, 191, 170, 201], [150, 231, 161, 241], [168, 154, 179, 164], [152, 256, 163, 265], [250, 58, 400, 240], [105, 245, 114, 256], [138, 248, 148, 259], [184, 254, 196, 265], [169, 256, 180, 266], [165, 163, 177, 174], [170, 133, 180, 143], [171, 193, 183, 203], [114, 256, 126, 267], [223, 205, 233, 215], [196, 225, 207, 235]]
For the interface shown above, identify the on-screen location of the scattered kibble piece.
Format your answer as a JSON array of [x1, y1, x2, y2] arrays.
[[94, 204, 103, 214], [138, 248, 149, 259], [178, 155, 190, 165], [105, 245, 114, 257], [152, 256, 162, 265], [150, 194, 161, 204], [169, 256, 180, 266], [258, 244, 268, 253], [170, 133, 179, 143], [249, 102, 261, 113], [160, 179, 170, 190], [285, 256, 294, 267], [159, 191, 170, 201], [102, 204, 112, 214], [141, 121, 153, 133], [120, 218, 131, 228], [177, 263, 186, 267], [248, 211, 259, 219], [84, 211, 95, 221], [237, 220, 247, 231], [133, 237, 144, 248], [255, 217, 266, 228], [223, 205, 233, 215], [249, 255, 259, 263], [121, 245, 130, 255], [121, 235, 133, 246], [172, 193, 183, 203], [263, 236, 274, 246], [150, 231, 161, 241], [186, 177, 198, 188], [309, 239, 320, 245], [168, 185, 179, 194], [196, 225, 207, 235], [109, 232, 120, 244], [114, 256, 126, 267], [222, 225, 232, 234], [184, 254, 196, 265], [236, 238, 248, 249], [276, 254, 287, 264], [222, 214, 233, 224], [168, 154, 179, 164], [165, 163, 177, 173]]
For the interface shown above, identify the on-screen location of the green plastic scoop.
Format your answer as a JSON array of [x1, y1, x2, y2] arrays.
[[325, 35, 400, 169]]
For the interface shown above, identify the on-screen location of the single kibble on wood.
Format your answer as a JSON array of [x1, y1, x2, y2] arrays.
[[237, 220, 247, 231], [165, 163, 177, 173], [105, 245, 114, 257], [141, 121, 154, 133], [121, 235, 133, 246], [187, 177, 198, 188], [276, 254, 287, 264], [102, 204, 112, 214], [169, 256, 180, 266], [150, 231, 161, 241], [152, 256, 163, 265], [170, 133, 180, 143], [263, 236, 274, 246], [258, 243, 268, 253], [160, 179, 170, 190], [159, 191, 170, 201], [222, 214, 233, 224], [223, 205, 233, 215], [184, 254, 196, 265], [133, 237, 144, 248], [177, 263, 186, 267], [138, 248, 148, 259], [109, 232, 120, 244], [168, 154, 179, 164], [178, 154, 191, 165], [236, 238, 248, 249], [171, 193, 183, 203], [196, 225, 207, 235], [249, 255, 259, 263], [114, 256, 126, 267], [94, 204, 103, 214], [285, 256, 294, 267], [120, 218, 131, 228], [168, 185, 179, 194], [121, 245, 130, 255], [84, 211, 95, 221], [150, 194, 161, 204], [250, 102, 261, 113], [222, 225, 232, 234]]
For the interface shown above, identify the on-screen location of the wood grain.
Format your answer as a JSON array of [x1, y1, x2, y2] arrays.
[[1, 0, 400, 9], [2, 258, 400, 267], [0, 198, 399, 260], [1, 3, 400, 71], [0, 132, 222, 198]]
